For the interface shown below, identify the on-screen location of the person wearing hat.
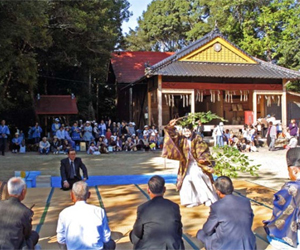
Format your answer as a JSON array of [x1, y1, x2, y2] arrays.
[[52, 118, 61, 136], [264, 148, 300, 249], [11, 132, 22, 153], [143, 125, 150, 138], [82, 121, 94, 143], [163, 119, 218, 207]]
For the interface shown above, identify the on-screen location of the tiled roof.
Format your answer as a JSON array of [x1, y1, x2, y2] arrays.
[[147, 28, 300, 80], [152, 61, 300, 79], [35, 95, 78, 115], [111, 51, 174, 83]]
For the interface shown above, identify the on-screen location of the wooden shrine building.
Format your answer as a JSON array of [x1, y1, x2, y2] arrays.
[[110, 28, 300, 133]]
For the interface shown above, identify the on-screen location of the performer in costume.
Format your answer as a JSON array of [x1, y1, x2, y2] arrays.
[[264, 147, 300, 249], [163, 119, 218, 207]]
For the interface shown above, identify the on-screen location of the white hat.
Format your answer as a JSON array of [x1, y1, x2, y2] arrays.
[[144, 125, 148, 128], [55, 118, 60, 122], [94, 122, 98, 125], [132, 122, 135, 126], [219, 122, 224, 126], [86, 121, 91, 124]]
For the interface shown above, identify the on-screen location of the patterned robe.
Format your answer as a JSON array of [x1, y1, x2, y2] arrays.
[[265, 181, 300, 248], [162, 125, 214, 190]]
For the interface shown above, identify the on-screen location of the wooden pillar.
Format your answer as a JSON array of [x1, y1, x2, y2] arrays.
[[253, 90, 257, 123], [129, 87, 133, 122], [147, 90, 151, 126], [191, 90, 195, 113], [282, 80, 287, 129], [157, 75, 162, 134]]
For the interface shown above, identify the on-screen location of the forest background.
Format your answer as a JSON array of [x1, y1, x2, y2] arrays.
[[1, 0, 300, 129]]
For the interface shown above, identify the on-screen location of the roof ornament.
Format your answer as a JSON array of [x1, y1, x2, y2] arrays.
[[210, 20, 221, 38]]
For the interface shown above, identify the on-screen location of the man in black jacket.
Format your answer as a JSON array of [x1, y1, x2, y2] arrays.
[[0, 177, 39, 249], [60, 149, 88, 190], [130, 175, 185, 250]]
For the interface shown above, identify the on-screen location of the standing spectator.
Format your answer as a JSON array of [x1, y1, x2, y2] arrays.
[[31, 122, 43, 145], [82, 121, 94, 143], [56, 181, 115, 250], [127, 122, 136, 137], [71, 122, 81, 146], [120, 121, 128, 136], [51, 118, 61, 136], [27, 126, 33, 144], [39, 137, 50, 154], [197, 176, 256, 250], [60, 149, 88, 191], [143, 125, 150, 138], [267, 121, 277, 151], [11, 133, 22, 153], [216, 122, 224, 147], [130, 175, 185, 250], [0, 120, 10, 156], [0, 177, 39, 249], [98, 120, 107, 137], [111, 122, 118, 135], [196, 120, 204, 138], [288, 119, 299, 138]]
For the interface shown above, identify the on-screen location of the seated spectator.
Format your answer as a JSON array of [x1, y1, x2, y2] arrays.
[[121, 135, 126, 149], [97, 136, 108, 154], [111, 122, 118, 135], [52, 118, 61, 136], [19, 139, 26, 154], [98, 120, 107, 137], [115, 136, 123, 152], [130, 175, 184, 249], [133, 135, 142, 151], [264, 148, 300, 249], [108, 137, 116, 152], [143, 125, 150, 138], [111, 132, 117, 141], [141, 135, 150, 152], [65, 126, 76, 149], [149, 132, 157, 150], [62, 139, 71, 154], [93, 122, 100, 140], [88, 142, 101, 155], [224, 129, 231, 145], [56, 181, 115, 250], [51, 136, 62, 154], [56, 125, 66, 143], [124, 137, 136, 151], [39, 137, 50, 154], [197, 176, 256, 250], [11, 133, 22, 153], [0, 177, 39, 249]]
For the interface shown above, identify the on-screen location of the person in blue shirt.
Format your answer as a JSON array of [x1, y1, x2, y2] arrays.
[[31, 122, 43, 144], [0, 120, 10, 156], [52, 118, 61, 136], [11, 133, 22, 153]]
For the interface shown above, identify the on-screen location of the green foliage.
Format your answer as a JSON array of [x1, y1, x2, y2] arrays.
[[178, 111, 227, 127], [211, 146, 260, 178]]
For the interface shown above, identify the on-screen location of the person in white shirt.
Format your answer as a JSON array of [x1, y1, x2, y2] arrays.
[[267, 121, 277, 151], [56, 181, 115, 250]]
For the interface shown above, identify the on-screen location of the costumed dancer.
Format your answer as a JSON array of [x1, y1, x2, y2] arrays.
[[162, 119, 218, 207], [264, 147, 300, 249]]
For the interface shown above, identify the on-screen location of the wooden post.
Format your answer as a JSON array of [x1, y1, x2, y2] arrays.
[[282, 79, 287, 129], [158, 75, 162, 134], [253, 90, 257, 123]]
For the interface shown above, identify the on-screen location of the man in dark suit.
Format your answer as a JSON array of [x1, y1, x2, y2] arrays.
[[0, 177, 39, 249], [130, 175, 185, 250], [60, 149, 88, 190], [197, 176, 256, 250]]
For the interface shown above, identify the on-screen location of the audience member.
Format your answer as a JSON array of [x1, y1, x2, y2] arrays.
[[288, 119, 299, 139], [88, 142, 101, 155], [11, 132, 22, 153], [196, 120, 204, 138], [264, 148, 300, 249], [56, 181, 115, 250], [97, 136, 109, 154], [39, 137, 50, 154], [56, 125, 66, 143], [51, 136, 62, 154], [267, 121, 277, 151], [124, 137, 135, 151], [98, 120, 107, 137], [52, 118, 61, 136], [141, 135, 150, 152], [71, 122, 81, 146], [60, 149, 88, 191], [143, 125, 150, 138], [31, 122, 42, 144], [64, 126, 76, 149], [82, 121, 94, 143], [127, 122, 136, 137], [0, 119, 10, 156], [197, 176, 256, 250], [62, 139, 71, 154], [130, 175, 185, 250], [115, 136, 123, 152], [0, 177, 39, 249]]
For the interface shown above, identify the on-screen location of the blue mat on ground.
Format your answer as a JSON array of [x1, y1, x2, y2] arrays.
[[51, 174, 177, 188]]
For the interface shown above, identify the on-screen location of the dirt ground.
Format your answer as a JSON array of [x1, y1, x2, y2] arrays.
[[0, 146, 289, 191]]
